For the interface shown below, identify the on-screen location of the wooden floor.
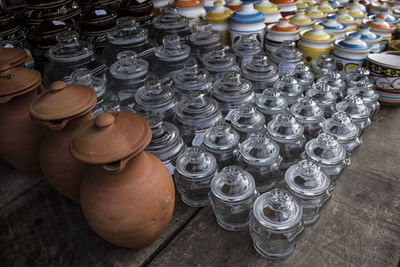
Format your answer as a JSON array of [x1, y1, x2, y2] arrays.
[[1, 106, 400, 267]]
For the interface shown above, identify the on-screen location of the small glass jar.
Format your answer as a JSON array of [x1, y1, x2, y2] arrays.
[[91, 91, 134, 117], [202, 121, 240, 169], [347, 81, 380, 120], [239, 131, 282, 193], [290, 96, 325, 141], [306, 82, 337, 118], [310, 53, 337, 78], [211, 71, 255, 116], [270, 40, 304, 76], [289, 62, 315, 91], [134, 76, 177, 122], [284, 160, 331, 226], [230, 104, 266, 142], [241, 54, 279, 93], [209, 165, 258, 231], [345, 66, 370, 88], [174, 91, 223, 145], [201, 45, 240, 81], [232, 33, 264, 66], [316, 71, 347, 102], [146, 116, 185, 174], [267, 113, 306, 170], [249, 188, 304, 260], [305, 133, 347, 191], [189, 21, 222, 60], [321, 112, 362, 158], [171, 57, 213, 99], [255, 88, 288, 123], [274, 75, 303, 105], [175, 146, 217, 207]]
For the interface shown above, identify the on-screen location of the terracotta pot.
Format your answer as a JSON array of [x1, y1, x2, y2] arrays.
[[0, 65, 44, 175], [70, 112, 175, 248], [30, 81, 97, 202], [0, 47, 27, 67]]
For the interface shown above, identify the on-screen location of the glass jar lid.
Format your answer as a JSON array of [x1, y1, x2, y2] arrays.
[[151, 6, 189, 30], [321, 111, 360, 141], [240, 131, 280, 164], [232, 34, 263, 57], [71, 68, 106, 99], [345, 67, 370, 87], [305, 133, 346, 165], [290, 97, 324, 122], [256, 88, 288, 112], [210, 165, 256, 202], [175, 146, 217, 179], [306, 83, 336, 106], [252, 188, 302, 230], [231, 104, 265, 131], [203, 121, 240, 151], [274, 75, 303, 98], [347, 81, 379, 103], [107, 17, 148, 45], [316, 71, 346, 93], [241, 55, 279, 83], [310, 53, 336, 76], [267, 113, 304, 140], [271, 40, 304, 64], [190, 21, 221, 46], [109, 50, 149, 81], [202, 45, 238, 72], [285, 159, 330, 197], [289, 63, 314, 86], [336, 95, 371, 120], [212, 71, 254, 103], [154, 34, 191, 62]]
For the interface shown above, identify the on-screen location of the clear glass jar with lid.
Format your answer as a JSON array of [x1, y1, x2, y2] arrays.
[[91, 91, 135, 117], [230, 103, 266, 142], [239, 131, 282, 193], [267, 113, 306, 170], [321, 111, 362, 157], [249, 188, 304, 260], [134, 76, 177, 122], [146, 116, 185, 174], [306, 82, 337, 118], [284, 160, 330, 226], [289, 62, 315, 91], [347, 81, 379, 120], [209, 165, 258, 231], [345, 66, 370, 88], [255, 88, 288, 123], [310, 53, 337, 78], [316, 71, 347, 102], [201, 45, 240, 81], [202, 121, 240, 169], [305, 133, 347, 191], [232, 33, 264, 66], [211, 71, 255, 116], [270, 40, 304, 76], [274, 75, 303, 105], [189, 21, 222, 60], [175, 146, 217, 207], [290, 96, 325, 141], [171, 57, 212, 99], [174, 91, 223, 145], [43, 30, 106, 88], [241, 54, 279, 93], [102, 17, 157, 66]]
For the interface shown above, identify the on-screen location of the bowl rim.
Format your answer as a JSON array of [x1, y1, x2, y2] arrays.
[[367, 53, 400, 69]]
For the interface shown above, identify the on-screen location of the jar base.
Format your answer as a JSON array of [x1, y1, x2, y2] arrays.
[[215, 217, 249, 232], [303, 214, 320, 227], [253, 241, 294, 260], [181, 195, 210, 208]]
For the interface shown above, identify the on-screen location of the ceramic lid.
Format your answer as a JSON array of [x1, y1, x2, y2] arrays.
[[269, 18, 301, 32], [252, 188, 303, 230], [0, 47, 27, 68], [300, 25, 335, 42], [334, 32, 369, 51], [289, 63, 314, 86], [290, 96, 324, 122], [202, 45, 238, 72], [305, 133, 346, 165], [310, 53, 336, 75], [296, 0, 309, 9], [226, 0, 243, 8], [70, 112, 152, 164], [174, 0, 205, 8], [107, 17, 148, 45], [371, 9, 400, 23], [306, 82, 336, 105], [0, 65, 41, 98], [290, 11, 315, 25], [336, 95, 371, 120], [206, 0, 233, 23], [229, 3, 265, 24], [365, 15, 394, 31], [30, 81, 97, 121], [285, 159, 330, 197], [270, 0, 297, 5], [71, 68, 106, 99], [305, 5, 325, 18], [319, 15, 347, 31], [337, 8, 356, 23], [322, 111, 360, 141], [318, 0, 337, 12], [240, 131, 280, 164], [347, 81, 379, 103], [255, 0, 281, 13], [328, 0, 340, 8], [155, 35, 191, 62], [357, 25, 382, 42], [316, 72, 346, 93], [203, 121, 240, 150], [109, 50, 149, 81], [274, 75, 303, 98], [348, 6, 366, 18], [152, 6, 189, 29], [241, 55, 279, 83], [212, 71, 254, 103], [256, 88, 288, 112], [272, 41, 304, 64], [210, 165, 256, 202], [267, 113, 304, 140], [231, 103, 265, 131], [190, 22, 221, 45], [231, 34, 263, 57]]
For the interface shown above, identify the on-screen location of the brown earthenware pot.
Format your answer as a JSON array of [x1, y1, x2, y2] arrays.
[[0, 65, 44, 175], [70, 112, 175, 248], [119, 0, 154, 26], [30, 81, 97, 202], [0, 47, 27, 67]]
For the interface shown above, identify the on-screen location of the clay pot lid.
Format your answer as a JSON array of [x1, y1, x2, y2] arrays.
[[70, 112, 152, 164], [290, 11, 315, 24], [30, 81, 97, 121], [174, 0, 205, 8], [0, 47, 27, 68], [0, 65, 41, 97], [301, 24, 335, 41], [269, 18, 300, 32]]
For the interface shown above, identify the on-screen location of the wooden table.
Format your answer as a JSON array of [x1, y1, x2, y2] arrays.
[[1, 107, 400, 267]]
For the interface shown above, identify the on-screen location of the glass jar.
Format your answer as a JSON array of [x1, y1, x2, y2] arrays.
[[209, 165, 258, 231], [201, 45, 240, 81], [134, 76, 177, 122], [146, 116, 185, 174], [305, 133, 347, 191], [249, 188, 304, 260], [321, 112, 362, 158], [202, 121, 240, 169], [175, 146, 217, 207], [230, 104, 266, 142], [316, 71, 347, 102], [306, 82, 337, 118], [289, 63, 315, 91], [102, 17, 157, 66], [255, 88, 288, 123], [171, 57, 213, 99], [347, 81, 380, 120], [211, 71, 255, 116], [91, 91, 134, 117], [290, 97, 325, 141], [241, 54, 279, 93], [232, 33, 264, 66], [284, 160, 330, 226], [108, 50, 150, 106], [267, 113, 306, 170], [270, 40, 304, 76], [189, 21, 222, 60], [239, 131, 282, 193], [345, 66, 370, 88], [274, 75, 303, 105], [174, 91, 223, 145], [43, 30, 106, 88], [310, 53, 337, 78]]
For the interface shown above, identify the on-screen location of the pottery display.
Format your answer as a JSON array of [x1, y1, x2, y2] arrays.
[[364, 15, 395, 41], [336, 8, 358, 31], [318, 0, 337, 14], [296, 0, 308, 11], [206, 0, 233, 44], [318, 14, 348, 39], [119, 0, 154, 26], [265, 18, 301, 54], [0, 47, 27, 68], [270, 0, 298, 17], [369, 9, 400, 25], [357, 25, 383, 53], [70, 112, 175, 248], [173, 0, 206, 32], [347, 4, 367, 21], [226, 0, 242, 11], [289, 10, 316, 31], [305, 5, 326, 22], [254, 0, 283, 25]]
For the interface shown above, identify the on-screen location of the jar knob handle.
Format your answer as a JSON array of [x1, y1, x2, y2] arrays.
[[95, 113, 115, 128], [50, 81, 67, 92]]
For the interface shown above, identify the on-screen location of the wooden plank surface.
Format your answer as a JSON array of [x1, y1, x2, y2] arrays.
[[148, 106, 400, 267]]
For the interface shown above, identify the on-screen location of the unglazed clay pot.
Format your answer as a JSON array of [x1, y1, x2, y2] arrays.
[[70, 112, 175, 248], [30, 81, 97, 202], [0, 47, 27, 68], [0, 65, 44, 175]]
